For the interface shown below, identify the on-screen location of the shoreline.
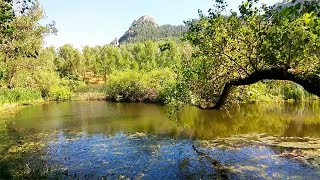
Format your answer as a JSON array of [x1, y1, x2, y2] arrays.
[[1, 92, 319, 115]]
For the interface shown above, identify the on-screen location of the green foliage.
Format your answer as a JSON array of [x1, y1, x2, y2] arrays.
[[48, 85, 72, 101], [234, 82, 276, 103], [1, 0, 319, 108], [0, 88, 42, 105], [79, 40, 184, 75], [105, 69, 176, 103], [282, 83, 305, 101], [61, 77, 86, 92], [77, 85, 106, 93], [106, 70, 146, 102], [183, 0, 320, 106], [0, 0, 56, 90], [0, 0, 14, 38], [144, 68, 177, 103], [56, 44, 84, 77]]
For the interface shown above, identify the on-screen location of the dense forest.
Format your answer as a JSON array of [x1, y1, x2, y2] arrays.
[[0, 0, 319, 110]]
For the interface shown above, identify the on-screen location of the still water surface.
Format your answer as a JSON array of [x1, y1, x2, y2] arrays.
[[1, 101, 320, 179], [7, 101, 320, 138]]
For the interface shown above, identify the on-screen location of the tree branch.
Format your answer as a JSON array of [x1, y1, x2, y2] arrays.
[[197, 67, 320, 110]]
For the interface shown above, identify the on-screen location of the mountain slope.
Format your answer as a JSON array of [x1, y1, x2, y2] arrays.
[[275, 0, 319, 9], [118, 15, 186, 44]]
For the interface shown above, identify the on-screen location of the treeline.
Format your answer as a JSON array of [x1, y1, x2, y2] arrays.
[[47, 40, 190, 103], [0, 30, 193, 105]]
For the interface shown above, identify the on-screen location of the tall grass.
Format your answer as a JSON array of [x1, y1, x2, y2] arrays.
[[0, 88, 43, 105]]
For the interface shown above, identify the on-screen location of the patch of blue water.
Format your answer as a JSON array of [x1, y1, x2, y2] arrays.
[[46, 133, 320, 179]]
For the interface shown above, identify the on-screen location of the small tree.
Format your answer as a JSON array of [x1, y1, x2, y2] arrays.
[[0, 0, 56, 88], [57, 44, 83, 78]]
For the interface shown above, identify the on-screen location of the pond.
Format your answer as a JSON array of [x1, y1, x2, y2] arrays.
[[0, 101, 320, 179]]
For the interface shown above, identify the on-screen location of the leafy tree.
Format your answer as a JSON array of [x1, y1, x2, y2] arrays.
[[184, 0, 320, 109], [120, 44, 139, 70], [83, 46, 100, 73], [0, 0, 53, 88], [0, 0, 14, 46], [159, 39, 181, 69], [98, 45, 123, 77], [56, 44, 83, 78]]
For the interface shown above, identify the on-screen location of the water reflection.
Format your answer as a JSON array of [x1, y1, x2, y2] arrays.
[[43, 132, 319, 179], [1, 102, 320, 179], [5, 101, 320, 139]]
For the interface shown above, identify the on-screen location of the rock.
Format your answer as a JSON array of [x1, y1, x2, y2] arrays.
[[110, 37, 119, 47]]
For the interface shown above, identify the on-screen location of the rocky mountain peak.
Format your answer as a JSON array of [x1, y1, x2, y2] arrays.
[[133, 15, 159, 27]]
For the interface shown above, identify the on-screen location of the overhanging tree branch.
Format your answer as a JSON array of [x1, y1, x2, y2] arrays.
[[197, 67, 320, 110]]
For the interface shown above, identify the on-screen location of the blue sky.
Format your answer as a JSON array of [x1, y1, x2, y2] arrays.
[[41, 0, 281, 48]]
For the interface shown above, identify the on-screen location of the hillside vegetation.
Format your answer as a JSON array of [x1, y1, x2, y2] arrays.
[[118, 15, 187, 43]]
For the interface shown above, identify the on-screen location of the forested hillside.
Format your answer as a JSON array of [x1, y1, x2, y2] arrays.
[[118, 15, 187, 44]]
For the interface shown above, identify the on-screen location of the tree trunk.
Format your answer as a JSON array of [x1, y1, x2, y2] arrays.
[[199, 67, 320, 110], [7, 69, 16, 89]]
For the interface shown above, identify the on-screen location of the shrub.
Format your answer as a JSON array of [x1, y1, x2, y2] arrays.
[[61, 77, 87, 92], [105, 69, 177, 103], [105, 70, 145, 102], [144, 68, 177, 103], [48, 85, 72, 101], [13, 70, 62, 98], [282, 84, 305, 101], [0, 88, 42, 105]]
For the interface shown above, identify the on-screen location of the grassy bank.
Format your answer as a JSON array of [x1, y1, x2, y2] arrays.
[[1, 75, 318, 113], [0, 88, 44, 111]]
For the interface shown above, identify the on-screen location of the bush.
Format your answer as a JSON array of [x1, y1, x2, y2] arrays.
[[105, 69, 177, 103], [144, 68, 177, 103], [105, 70, 145, 102], [61, 77, 87, 92], [12, 70, 84, 98], [48, 85, 72, 101], [0, 88, 42, 105], [282, 84, 305, 101], [12, 70, 62, 98]]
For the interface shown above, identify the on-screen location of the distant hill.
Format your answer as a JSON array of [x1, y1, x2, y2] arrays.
[[275, 0, 305, 7], [275, 0, 319, 9], [118, 15, 186, 44]]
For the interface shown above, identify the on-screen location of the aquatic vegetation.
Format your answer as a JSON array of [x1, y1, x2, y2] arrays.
[[0, 132, 317, 179]]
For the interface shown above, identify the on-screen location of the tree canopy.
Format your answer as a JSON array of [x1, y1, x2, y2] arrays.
[[183, 0, 320, 109]]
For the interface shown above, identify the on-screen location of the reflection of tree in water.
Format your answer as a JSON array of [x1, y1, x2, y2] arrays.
[[6, 102, 320, 140], [1, 113, 320, 178], [164, 103, 320, 139], [164, 104, 183, 125], [0, 120, 52, 179]]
